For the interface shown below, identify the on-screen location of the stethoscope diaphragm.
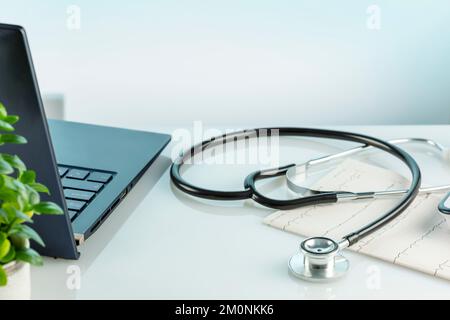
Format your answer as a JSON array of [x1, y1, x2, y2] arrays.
[[288, 237, 349, 282]]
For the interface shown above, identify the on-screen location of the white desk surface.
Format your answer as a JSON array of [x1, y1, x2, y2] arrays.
[[31, 124, 450, 299]]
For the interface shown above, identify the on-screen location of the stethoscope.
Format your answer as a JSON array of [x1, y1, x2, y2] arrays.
[[284, 137, 450, 281], [170, 128, 449, 282]]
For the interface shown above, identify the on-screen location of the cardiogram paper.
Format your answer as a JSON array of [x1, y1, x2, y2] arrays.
[[264, 158, 450, 281]]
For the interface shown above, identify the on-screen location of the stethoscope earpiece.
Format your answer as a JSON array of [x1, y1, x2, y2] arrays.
[[289, 237, 349, 282]]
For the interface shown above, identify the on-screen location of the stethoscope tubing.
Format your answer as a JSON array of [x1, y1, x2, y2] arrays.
[[170, 127, 422, 246]]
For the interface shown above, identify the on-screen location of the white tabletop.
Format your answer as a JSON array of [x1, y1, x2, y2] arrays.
[[30, 124, 450, 299]]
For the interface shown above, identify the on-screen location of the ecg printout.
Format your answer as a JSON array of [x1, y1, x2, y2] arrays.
[[264, 159, 450, 281]]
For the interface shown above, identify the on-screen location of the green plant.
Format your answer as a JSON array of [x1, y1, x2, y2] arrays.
[[0, 102, 63, 286]]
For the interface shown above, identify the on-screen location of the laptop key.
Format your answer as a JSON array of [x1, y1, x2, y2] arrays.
[[64, 188, 95, 201], [68, 210, 78, 220], [66, 199, 86, 211], [62, 178, 104, 192], [87, 172, 112, 183], [58, 167, 68, 177], [66, 169, 89, 180]]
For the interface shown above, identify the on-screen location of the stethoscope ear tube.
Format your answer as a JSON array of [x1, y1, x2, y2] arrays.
[[243, 164, 339, 210]]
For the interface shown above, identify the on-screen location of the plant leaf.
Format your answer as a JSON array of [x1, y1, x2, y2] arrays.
[[29, 182, 49, 194], [9, 224, 45, 247], [26, 185, 40, 206], [0, 245, 15, 264], [15, 210, 32, 222], [0, 266, 7, 286], [0, 134, 27, 144], [0, 103, 7, 119], [1, 154, 26, 172], [0, 188, 20, 203], [0, 233, 11, 260], [9, 234, 28, 250], [15, 248, 43, 266], [20, 170, 36, 184], [0, 119, 14, 132], [0, 209, 8, 224], [9, 179, 28, 199], [1, 179, 28, 208], [0, 232, 6, 249], [0, 159, 13, 174], [32, 201, 63, 215], [2, 203, 32, 223], [3, 115, 19, 125]]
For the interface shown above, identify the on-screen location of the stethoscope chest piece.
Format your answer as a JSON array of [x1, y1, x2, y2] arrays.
[[288, 237, 349, 282]]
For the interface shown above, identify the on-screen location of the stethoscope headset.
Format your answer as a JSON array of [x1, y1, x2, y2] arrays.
[[171, 127, 421, 282]]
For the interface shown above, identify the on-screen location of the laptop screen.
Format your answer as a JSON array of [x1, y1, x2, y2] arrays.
[[0, 25, 78, 259]]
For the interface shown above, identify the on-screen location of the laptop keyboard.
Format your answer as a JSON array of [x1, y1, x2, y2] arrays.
[[58, 166, 114, 221]]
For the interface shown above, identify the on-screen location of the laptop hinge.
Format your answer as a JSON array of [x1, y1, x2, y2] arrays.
[[74, 233, 85, 246]]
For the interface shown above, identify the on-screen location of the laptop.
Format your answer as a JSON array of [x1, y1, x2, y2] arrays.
[[0, 23, 171, 259]]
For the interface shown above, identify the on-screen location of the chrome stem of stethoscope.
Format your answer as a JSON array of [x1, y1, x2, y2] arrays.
[[286, 137, 450, 199], [289, 237, 350, 282], [335, 185, 450, 201], [308, 137, 447, 167], [288, 170, 450, 200]]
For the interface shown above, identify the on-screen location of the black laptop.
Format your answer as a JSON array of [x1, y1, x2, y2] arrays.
[[0, 24, 171, 259]]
